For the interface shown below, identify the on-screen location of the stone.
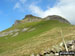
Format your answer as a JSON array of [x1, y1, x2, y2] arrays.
[[22, 28, 29, 32], [14, 20, 21, 25], [36, 54, 40, 56], [30, 54, 35, 56], [0, 29, 20, 37], [12, 32, 19, 37]]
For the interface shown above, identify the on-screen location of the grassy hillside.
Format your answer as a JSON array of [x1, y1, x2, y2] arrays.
[[0, 20, 74, 56]]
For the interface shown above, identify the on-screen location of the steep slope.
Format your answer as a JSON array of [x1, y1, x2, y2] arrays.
[[0, 15, 74, 56]]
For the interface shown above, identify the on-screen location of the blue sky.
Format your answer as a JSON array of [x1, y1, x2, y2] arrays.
[[0, 0, 75, 31], [0, 0, 58, 31]]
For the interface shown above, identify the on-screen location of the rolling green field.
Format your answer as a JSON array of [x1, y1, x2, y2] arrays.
[[0, 20, 75, 56]]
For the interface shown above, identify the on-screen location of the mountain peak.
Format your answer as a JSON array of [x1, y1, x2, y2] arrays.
[[25, 14, 34, 18], [45, 15, 70, 24], [14, 15, 70, 26], [14, 15, 42, 25], [23, 14, 37, 19]]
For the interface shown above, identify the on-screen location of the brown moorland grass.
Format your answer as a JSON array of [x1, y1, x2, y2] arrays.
[[0, 26, 75, 56]]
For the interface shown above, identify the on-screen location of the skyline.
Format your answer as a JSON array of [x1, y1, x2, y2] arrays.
[[0, 0, 75, 31]]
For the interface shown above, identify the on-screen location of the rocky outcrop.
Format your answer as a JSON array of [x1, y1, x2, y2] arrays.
[[14, 20, 21, 25], [45, 15, 70, 24], [22, 28, 29, 32], [14, 15, 42, 26], [13, 15, 70, 26], [23, 15, 35, 19], [23, 15, 42, 22], [31, 40, 75, 56], [0, 29, 20, 37]]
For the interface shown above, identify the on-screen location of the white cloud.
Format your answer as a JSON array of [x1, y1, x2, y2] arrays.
[[29, 5, 44, 17], [20, 0, 27, 4], [29, 0, 75, 24], [13, 2, 25, 12], [14, 2, 21, 9], [13, 0, 26, 9]]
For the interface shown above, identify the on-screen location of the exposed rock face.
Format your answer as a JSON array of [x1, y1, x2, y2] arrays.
[[45, 15, 70, 24], [14, 15, 42, 26], [24, 15, 35, 19], [23, 15, 42, 22], [14, 15, 70, 26], [22, 28, 29, 32], [14, 20, 21, 25], [0, 29, 20, 37]]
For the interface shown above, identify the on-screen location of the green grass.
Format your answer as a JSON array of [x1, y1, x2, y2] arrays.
[[0, 20, 73, 56], [0, 20, 70, 42]]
